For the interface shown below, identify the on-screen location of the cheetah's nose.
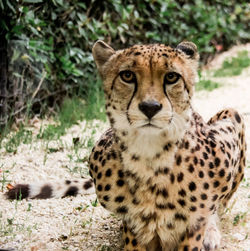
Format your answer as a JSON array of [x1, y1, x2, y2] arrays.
[[138, 100, 162, 119]]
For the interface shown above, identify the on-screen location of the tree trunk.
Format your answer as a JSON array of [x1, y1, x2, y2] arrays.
[[0, 26, 8, 128]]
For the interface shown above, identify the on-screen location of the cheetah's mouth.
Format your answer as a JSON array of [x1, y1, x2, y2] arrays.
[[141, 123, 161, 129]]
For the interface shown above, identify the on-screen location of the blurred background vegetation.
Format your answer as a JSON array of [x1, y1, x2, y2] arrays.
[[0, 0, 249, 129]]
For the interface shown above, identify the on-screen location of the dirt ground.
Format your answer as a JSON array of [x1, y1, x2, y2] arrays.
[[0, 45, 249, 251]]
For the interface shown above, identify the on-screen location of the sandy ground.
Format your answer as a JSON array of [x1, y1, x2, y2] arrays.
[[0, 45, 250, 251]]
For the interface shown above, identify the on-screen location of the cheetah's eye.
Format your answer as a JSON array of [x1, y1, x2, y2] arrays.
[[164, 72, 180, 85], [119, 70, 136, 83]]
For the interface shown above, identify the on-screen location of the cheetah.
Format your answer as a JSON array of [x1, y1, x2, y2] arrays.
[[6, 41, 246, 251]]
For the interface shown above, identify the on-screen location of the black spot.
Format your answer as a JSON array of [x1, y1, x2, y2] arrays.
[[219, 169, 225, 177], [105, 169, 112, 177], [221, 186, 228, 192], [115, 196, 125, 203], [190, 196, 197, 202], [200, 159, 205, 167], [103, 195, 109, 201], [196, 234, 201, 241], [164, 167, 169, 174], [93, 151, 99, 160], [212, 194, 218, 201], [193, 157, 198, 165], [175, 213, 187, 221], [118, 170, 124, 178], [176, 155, 182, 165], [189, 182, 196, 191], [214, 157, 221, 167], [97, 172, 102, 179], [134, 52, 141, 56], [235, 112, 241, 123], [177, 172, 184, 182], [163, 142, 172, 151], [167, 203, 176, 209], [125, 237, 129, 244], [97, 185, 103, 191], [101, 159, 106, 166], [98, 139, 106, 146], [192, 247, 198, 251], [167, 223, 174, 229], [202, 152, 208, 160], [209, 162, 214, 169], [132, 198, 140, 205], [210, 204, 215, 211], [83, 180, 93, 190], [120, 143, 127, 151], [208, 170, 214, 178], [34, 185, 53, 199], [195, 144, 200, 151], [188, 164, 194, 173], [198, 171, 204, 178], [132, 239, 137, 247], [190, 206, 197, 212], [105, 184, 111, 191], [201, 193, 207, 200], [210, 141, 216, 148], [111, 151, 117, 159], [64, 186, 78, 197], [131, 155, 140, 161], [117, 206, 128, 213], [65, 180, 71, 185], [203, 182, 209, 190], [178, 199, 186, 207], [156, 203, 168, 209], [205, 146, 211, 154], [226, 172, 232, 182], [117, 179, 124, 187], [224, 159, 229, 168], [157, 188, 168, 198], [170, 173, 175, 183], [178, 189, 186, 197], [213, 180, 220, 188]]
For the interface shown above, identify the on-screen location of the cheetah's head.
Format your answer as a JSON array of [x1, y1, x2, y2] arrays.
[[92, 41, 199, 143]]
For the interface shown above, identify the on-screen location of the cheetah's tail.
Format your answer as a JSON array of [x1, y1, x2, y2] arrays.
[[5, 178, 95, 200]]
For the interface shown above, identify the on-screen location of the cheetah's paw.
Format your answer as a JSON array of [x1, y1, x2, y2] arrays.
[[202, 224, 221, 251]]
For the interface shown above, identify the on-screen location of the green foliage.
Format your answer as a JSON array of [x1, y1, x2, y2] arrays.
[[0, 0, 249, 122], [196, 70, 221, 91], [196, 79, 221, 92], [37, 82, 105, 140], [2, 126, 32, 153], [214, 51, 250, 77], [37, 98, 87, 140]]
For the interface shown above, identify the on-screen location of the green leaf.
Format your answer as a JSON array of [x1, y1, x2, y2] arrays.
[[23, 0, 43, 3]]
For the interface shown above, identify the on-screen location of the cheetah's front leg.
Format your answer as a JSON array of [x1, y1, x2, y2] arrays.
[[178, 224, 206, 251], [123, 222, 146, 251]]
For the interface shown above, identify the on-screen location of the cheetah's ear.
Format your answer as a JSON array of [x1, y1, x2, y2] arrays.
[[92, 40, 115, 71], [176, 41, 199, 60]]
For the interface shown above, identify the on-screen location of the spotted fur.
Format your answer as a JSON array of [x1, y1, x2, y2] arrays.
[[6, 41, 246, 251], [89, 41, 246, 251]]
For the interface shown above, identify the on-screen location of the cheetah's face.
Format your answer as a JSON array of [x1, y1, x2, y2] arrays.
[[93, 41, 199, 138]]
